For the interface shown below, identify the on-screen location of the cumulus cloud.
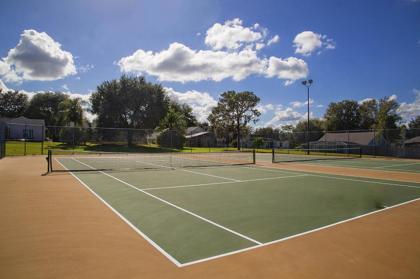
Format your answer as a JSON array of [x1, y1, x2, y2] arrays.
[[267, 35, 280, 46], [205, 18, 264, 50], [118, 18, 305, 85], [388, 94, 397, 101], [118, 42, 268, 83], [398, 89, 420, 123], [265, 107, 303, 127], [290, 98, 314, 108], [293, 31, 336, 56], [1, 29, 76, 82], [0, 79, 11, 92], [265, 57, 309, 85], [256, 103, 275, 114], [78, 64, 94, 73], [164, 87, 217, 122]]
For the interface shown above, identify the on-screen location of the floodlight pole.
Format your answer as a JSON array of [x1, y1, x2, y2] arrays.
[[302, 79, 313, 154]]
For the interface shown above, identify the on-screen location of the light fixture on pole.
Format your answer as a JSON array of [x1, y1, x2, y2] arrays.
[[301, 79, 313, 154]]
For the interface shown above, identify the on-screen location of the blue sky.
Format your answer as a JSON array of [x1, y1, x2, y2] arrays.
[[0, 0, 419, 126]]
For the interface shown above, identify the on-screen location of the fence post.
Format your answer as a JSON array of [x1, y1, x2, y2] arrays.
[[41, 125, 45, 155], [24, 124, 27, 156], [373, 128, 376, 157]]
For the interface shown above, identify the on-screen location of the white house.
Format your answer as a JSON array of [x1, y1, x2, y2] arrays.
[[0, 116, 45, 141]]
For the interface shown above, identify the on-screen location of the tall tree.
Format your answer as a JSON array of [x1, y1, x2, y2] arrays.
[[324, 100, 361, 131], [406, 116, 420, 138], [169, 102, 197, 127], [358, 99, 378, 129], [61, 98, 84, 126], [376, 97, 402, 142], [158, 106, 187, 133], [91, 75, 168, 130], [208, 91, 260, 149], [25, 92, 70, 126], [0, 90, 29, 118]]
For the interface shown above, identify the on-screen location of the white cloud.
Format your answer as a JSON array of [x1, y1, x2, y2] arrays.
[[293, 31, 336, 56], [265, 56, 309, 85], [2, 29, 76, 82], [265, 107, 303, 127], [398, 89, 420, 123], [267, 35, 280, 46], [164, 87, 217, 123], [78, 64, 94, 73], [388, 94, 397, 101], [358, 97, 374, 104], [118, 42, 268, 83], [62, 84, 69, 91], [205, 18, 264, 50], [256, 103, 275, 114], [290, 98, 314, 108], [0, 59, 22, 83], [118, 18, 308, 85], [0, 79, 11, 92]]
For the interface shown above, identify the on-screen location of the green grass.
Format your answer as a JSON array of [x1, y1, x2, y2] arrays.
[[5, 140, 252, 156]]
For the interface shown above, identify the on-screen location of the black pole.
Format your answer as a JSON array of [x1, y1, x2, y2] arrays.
[[307, 86, 310, 155]]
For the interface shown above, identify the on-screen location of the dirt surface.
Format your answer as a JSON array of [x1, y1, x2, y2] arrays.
[[1, 156, 420, 279], [257, 161, 420, 183]]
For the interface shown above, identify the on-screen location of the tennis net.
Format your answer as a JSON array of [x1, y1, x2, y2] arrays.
[[272, 147, 362, 163], [47, 149, 256, 173]]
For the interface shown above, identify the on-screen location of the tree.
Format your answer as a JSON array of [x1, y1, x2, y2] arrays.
[[91, 76, 168, 129], [61, 98, 84, 126], [208, 91, 260, 149], [406, 116, 420, 138], [324, 100, 361, 131], [169, 102, 197, 127], [253, 127, 281, 140], [375, 97, 402, 142], [25, 92, 70, 126], [293, 119, 325, 146], [158, 106, 187, 133], [358, 99, 377, 129], [0, 90, 29, 118], [90, 76, 169, 144]]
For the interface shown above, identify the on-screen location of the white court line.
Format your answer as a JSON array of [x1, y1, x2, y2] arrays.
[[136, 160, 241, 182], [254, 164, 420, 189], [372, 162, 420, 169], [142, 174, 308, 191], [54, 158, 182, 267], [58, 158, 420, 268], [180, 196, 420, 267], [72, 158, 262, 246]]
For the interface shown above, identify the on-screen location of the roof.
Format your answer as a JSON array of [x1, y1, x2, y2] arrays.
[[317, 131, 377, 145], [0, 116, 45, 126], [185, 131, 211, 139], [404, 136, 420, 144], [186, 126, 204, 135]]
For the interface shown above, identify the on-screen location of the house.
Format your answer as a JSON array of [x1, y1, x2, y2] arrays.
[[404, 136, 420, 147], [0, 116, 45, 141], [315, 131, 386, 147], [185, 126, 216, 147]]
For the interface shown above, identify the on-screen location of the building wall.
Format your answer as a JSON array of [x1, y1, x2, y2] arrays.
[[7, 125, 44, 141]]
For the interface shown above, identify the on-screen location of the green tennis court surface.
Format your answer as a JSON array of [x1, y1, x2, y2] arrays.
[[56, 156, 420, 266], [259, 152, 420, 173]]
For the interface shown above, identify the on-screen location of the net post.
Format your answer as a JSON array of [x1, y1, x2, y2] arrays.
[[252, 149, 256, 164], [271, 148, 275, 163], [46, 149, 52, 173]]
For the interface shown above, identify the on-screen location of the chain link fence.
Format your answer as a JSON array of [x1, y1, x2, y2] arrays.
[[1, 123, 419, 159]]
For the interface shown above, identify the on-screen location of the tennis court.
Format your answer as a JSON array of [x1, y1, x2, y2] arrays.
[[263, 149, 420, 173], [50, 150, 420, 266]]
